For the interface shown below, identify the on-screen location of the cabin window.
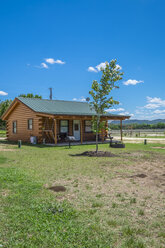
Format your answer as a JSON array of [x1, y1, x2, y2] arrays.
[[13, 121, 17, 134], [28, 119, 33, 130], [85, 120, 92, 132], [60, 120, 69, 133]]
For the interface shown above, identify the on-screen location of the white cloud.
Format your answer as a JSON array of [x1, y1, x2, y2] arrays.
[[87, 66, 98, 73], [45, 58, 65, 65], [95, 62, 107, 71], [106, 108, 134, 117], [41, 63, 48, 69], [121, 112, 134, 117], [144, 103, 159, 109], [55, 59, 65, 64], [72, 96, 86, 102], [45, 58, 55, 64], [123, 79, 144, 86], [88, 61, 122, 73], [135, 96, 165, 119], [116, 64, 122, 70], [144, 96, 165, 109], [106, 108, 125, 112], [30, 58, 66, 69], [119, 111, 130, 116], [146, 96, 165, 106], [153, 109, 165, 114], [0, 91, 8, 96]]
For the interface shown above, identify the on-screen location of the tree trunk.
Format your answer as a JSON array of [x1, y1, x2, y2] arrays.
[[96, 129, 98, 153]]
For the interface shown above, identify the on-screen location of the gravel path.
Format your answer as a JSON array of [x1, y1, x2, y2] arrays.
[[114, 136, 165, 144]]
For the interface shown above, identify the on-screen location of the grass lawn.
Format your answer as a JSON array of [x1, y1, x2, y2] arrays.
[[0, 141, 165, 248], [0, 130, 6, 137]]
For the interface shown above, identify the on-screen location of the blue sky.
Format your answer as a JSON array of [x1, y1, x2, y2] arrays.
[[0, 0, 165, 119]]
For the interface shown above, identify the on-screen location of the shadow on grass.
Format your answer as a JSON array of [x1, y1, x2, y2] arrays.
[[0, 140, 56, 149], [69, 151, 117, 157], [0, 156, 7, 164], [0, 140, 109, 149]]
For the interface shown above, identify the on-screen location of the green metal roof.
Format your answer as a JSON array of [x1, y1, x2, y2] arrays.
[[17, 97, 128, 118]]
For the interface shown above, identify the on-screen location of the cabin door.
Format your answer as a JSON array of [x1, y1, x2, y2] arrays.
[[73, 120, 80, 140]]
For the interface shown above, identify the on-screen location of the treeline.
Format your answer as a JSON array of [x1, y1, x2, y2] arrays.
[[0, 94, 42, 129], [0, 99, 12, 129], [110, 123, 165, 130]]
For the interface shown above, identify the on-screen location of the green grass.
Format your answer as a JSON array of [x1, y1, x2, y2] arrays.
[[0, 130, 6, 137], [0, 142, 165, 247]]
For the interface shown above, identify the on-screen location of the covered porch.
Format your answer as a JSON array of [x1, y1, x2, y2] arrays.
[[37, 113, 125, 145]]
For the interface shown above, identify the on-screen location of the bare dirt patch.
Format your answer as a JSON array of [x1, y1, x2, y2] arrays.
[[47, 150, 165, 246], [1, 189, 10, 197], [120, 152, 144, 157], [48, 186, 66, 192], [130, 173, 147, 178], [152, 146, 165, 149], [0, 148, 15, 151], [0, 145, 16, 152], [70, 151, 117, 157], [51, 152, 165, 214]]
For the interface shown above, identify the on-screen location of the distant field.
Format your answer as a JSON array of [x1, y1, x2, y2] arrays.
[[0, 141, 165, 247], [0, 130, 6, 137], [111, 129, 165, 138], [140, 136, 165, 139]]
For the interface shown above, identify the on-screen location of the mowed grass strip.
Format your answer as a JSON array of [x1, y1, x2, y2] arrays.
[[0, 167, 115, 248], [0, 142, 165, 247], [0, 130, 6, 137]]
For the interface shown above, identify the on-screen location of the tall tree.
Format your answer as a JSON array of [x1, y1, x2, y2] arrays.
[[0, 99, 12, 128], [19, 93, 42, 99], [89, 59, 123, 153]]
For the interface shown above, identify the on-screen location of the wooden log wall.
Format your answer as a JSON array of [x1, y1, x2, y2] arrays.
[[6, 102, 40, 142]]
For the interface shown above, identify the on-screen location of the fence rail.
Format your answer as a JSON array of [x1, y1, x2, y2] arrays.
[[110, 129, 165, 137]]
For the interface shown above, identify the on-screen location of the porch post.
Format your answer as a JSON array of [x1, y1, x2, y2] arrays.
[[120, 120, 123, 142], [105, 120, 108, 138], [101, 127, 104, 143], [80, 120, 83, 144], [54, 118, 57, 144]]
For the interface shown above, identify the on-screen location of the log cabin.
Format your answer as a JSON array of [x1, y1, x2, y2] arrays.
[[2, 97, 130, 144]]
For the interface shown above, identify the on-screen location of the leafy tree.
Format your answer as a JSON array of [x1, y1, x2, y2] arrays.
[[19, 93, 42, 99], [0, 99, 12, 128], [89, 59, 123, 153]]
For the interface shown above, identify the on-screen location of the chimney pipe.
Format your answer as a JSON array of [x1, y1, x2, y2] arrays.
[[49, 87, 52, 100]]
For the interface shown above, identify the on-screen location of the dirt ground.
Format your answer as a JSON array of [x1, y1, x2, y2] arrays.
[[117, 136, 165, 144], [0, 145, 16, 152], [49, 150, 165, 244], [50, 156, 165, 208]]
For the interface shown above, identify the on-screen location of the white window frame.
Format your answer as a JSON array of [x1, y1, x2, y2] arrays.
[[28, 119, 33, 130], [13, 121, 17, 134], [60, 120, 69, 133], [85, 120, 92, 133]]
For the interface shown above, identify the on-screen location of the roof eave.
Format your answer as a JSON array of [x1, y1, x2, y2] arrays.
[[1, 98, 19, 120], [36, 111, 130, 119]]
